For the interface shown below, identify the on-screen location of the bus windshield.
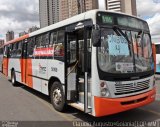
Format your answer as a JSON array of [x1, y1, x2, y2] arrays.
[[98, 27, 153, 74]]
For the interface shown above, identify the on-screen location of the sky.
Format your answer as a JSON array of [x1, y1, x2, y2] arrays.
[[0, 0, 39, 39], [137, 0, 160, 42], [0, 0, 160, 42]]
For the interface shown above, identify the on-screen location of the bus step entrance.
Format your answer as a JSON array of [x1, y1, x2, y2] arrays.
[[78, 77, 92, 113]]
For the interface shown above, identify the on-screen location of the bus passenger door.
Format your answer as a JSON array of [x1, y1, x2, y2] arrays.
[[66, 27, 92, 113], [66, 32, 78, 102]]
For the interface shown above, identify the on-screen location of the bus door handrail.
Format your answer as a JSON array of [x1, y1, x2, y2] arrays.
[[67, 60, 79, 76]]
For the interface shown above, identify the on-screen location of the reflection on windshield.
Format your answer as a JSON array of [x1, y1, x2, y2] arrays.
[[98, 28, 153, 74]]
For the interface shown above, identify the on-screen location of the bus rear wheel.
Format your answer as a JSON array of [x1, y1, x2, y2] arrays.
[[50, 81, 66, 112], [11, 70, 17, 86]]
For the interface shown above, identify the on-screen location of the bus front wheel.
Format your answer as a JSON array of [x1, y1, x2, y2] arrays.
[[50, 81, 66, 112]]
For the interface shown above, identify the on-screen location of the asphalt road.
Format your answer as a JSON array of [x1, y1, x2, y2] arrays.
[[0, 73, 160, 127]]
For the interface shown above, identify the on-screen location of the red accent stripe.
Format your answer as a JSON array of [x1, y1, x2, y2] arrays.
[[94, 88, 156, 117], [34, 47, 54, 57], [26, 59, 33, 88], [4, 34, 29, 46], [2, 58, 8, 76]]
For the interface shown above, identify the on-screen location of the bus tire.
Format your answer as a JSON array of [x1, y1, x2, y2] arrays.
[[50, 81, 66, 112], [11, 70, 17, 86]]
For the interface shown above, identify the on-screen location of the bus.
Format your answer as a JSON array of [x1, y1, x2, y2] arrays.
[[2, 10, 156, 117], [0, 46, 3, 72], [155, 42, 160, 73]]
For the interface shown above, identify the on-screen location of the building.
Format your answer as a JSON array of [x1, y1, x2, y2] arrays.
[[39, 0, 137, 27], [0, 39, 4, 47], [59, 0, 136, 21], [19, 31, 28, 37], [39, 0, 48, 27], [105, 0, 137, 16], [6, 31, 14, 42], [28, 26, 39, 33], [39, 0, 59, 28], [39, 0, 98, 24], [50, 0, 59, 23], [19, 26, 39, 37], [59, 0, 98, 21]]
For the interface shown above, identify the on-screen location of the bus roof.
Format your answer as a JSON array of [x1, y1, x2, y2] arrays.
[[153, 42, 160, 45], [4, 34, 29, 46], [4, 9, 146, 46], [30, 9, 144, 37]]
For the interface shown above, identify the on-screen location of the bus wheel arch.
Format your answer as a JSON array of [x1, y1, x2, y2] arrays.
[[48, 77, 61, 96], [48, 77, 66, 112]]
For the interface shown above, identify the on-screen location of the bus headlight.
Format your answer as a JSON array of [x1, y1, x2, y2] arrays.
[[100, 82, 110, 97], [101, 88, 110, 97]]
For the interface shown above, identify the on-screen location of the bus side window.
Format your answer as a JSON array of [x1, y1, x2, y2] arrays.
[[10, 43, 17, 58], [35, 35, 42, 48], [17, 41, 22, 58], [49, 31, 57, 47], [54, 29, 64, 57], [27, 37, 36, 58], [8, 44, 12, 58], [3, 46, 8, 58], [41, 33, 49, 48]]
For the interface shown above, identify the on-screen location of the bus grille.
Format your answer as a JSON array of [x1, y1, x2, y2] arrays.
[[115, 80, 150, 95]]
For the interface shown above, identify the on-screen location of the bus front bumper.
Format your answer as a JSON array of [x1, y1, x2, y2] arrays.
[[94, 88, 156, 117]]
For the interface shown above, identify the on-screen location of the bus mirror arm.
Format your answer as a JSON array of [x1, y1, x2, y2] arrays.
[[92, 29, 101, 47]]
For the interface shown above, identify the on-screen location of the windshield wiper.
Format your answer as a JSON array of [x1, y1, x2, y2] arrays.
[[113, 26, 132, 56], [113, 26, 137, 73], [113, 26, 131, 45]]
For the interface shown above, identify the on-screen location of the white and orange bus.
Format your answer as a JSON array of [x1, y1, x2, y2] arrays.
[[2, 10, 156, 117]]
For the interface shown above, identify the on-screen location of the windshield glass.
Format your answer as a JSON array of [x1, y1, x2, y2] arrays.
[[98, 28, 153, 74]]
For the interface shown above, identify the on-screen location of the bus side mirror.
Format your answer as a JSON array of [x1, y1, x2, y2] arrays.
[[92, 30, 101, 47]]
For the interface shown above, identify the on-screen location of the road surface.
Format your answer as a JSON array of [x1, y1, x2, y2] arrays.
[[0, 73, 160, 127]]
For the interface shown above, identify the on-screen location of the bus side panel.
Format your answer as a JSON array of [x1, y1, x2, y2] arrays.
[[31, 59, 43, 92], [3, 58, 8, 76], [27, 58, 51, 95], [47, 60, 65, 84], [26, 59, 33, 88], [8, 58, 21, 82]]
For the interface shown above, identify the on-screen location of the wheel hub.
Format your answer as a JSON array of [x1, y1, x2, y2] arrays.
[[53, 88, 62, 105]]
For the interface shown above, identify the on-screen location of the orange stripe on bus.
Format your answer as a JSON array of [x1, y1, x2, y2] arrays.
[[20, 59, 26, 83], [4, 34, 29, 46], [2, 58, 8, 76], [94, 88, 156, 117], [26, 59, 33, 88]]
